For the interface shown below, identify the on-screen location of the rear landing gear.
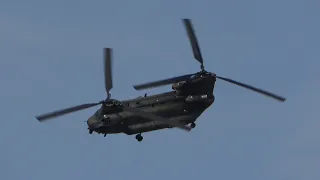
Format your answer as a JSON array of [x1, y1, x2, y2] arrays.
[[89, 130, 93, 134], [135, 134, 143, 142], [190, 123, 196, 129]]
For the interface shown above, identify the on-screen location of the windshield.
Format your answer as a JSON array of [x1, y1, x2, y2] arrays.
[[94, 109, 103, 118]]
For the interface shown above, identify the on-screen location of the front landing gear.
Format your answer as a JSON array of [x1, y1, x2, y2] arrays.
[[135, 134, 143, 142], [190, 122, 196, 129]]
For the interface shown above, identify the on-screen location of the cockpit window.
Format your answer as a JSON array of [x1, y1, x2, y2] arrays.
[[94, 110, 98, 115], [190, 75, 197, 79], [94, 110, 101, 118]]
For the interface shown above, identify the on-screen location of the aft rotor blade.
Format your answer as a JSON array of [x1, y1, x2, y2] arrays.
[[133, 73, 194, 90], [183, 19, 204, 67], [104, 48, 113, 95], [216, 75, 286, 102], [123, 107, 191, 131], [36, 102, 103, 121]]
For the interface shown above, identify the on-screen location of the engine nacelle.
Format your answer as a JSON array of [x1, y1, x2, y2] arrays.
[[172, 81, 186, 90]]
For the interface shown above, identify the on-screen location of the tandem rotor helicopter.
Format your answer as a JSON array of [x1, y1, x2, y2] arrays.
[[36, 19, 286, 142]]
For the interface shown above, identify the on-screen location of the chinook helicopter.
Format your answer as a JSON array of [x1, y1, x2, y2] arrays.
[[35, 19, 286, 142]]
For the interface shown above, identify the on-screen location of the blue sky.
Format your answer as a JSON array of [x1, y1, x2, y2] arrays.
[[1, 0, 319, 179]]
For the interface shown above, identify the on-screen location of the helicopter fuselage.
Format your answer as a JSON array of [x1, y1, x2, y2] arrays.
[[87, 74, 216, 136], [36, 19, 286, 142]]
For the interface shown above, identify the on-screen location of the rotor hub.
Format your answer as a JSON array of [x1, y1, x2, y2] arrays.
[[103, 99, 122, 107], [107, 93, 111, 100], [200, 64, 205, 71], [194, 70, 216, 78]]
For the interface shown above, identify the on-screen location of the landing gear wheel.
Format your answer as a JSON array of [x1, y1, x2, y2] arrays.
[[135, 134, 143, 142], [89, 130, 93, 134], [190, 123, 196, 129]]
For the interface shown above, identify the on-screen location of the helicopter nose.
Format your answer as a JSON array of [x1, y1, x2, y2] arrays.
[[87, 117, 96, 127]]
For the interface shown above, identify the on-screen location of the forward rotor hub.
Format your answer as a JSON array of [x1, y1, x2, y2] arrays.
[[103, 99, 122, 107], [193, 71, 216, 79]]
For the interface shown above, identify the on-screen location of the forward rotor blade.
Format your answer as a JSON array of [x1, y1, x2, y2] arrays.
[[133, 73, 194, 90], [36, 102, 103, 121], [123, 107, 191, 131], [104, 48, 113, 95], [183, 19, 204, 66], [216, 75, 286, 102]]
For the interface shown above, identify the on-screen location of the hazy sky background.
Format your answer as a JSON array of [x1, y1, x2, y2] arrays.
[[1, 0, 319, 180]]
